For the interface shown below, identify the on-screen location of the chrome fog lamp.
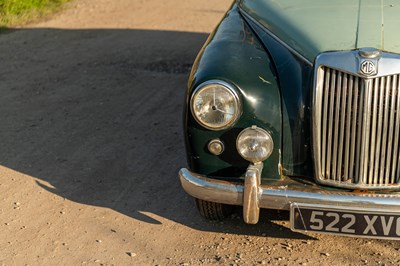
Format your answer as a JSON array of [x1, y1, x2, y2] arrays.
[[191, 80, 241, 130], [236, 126, 273, 164]]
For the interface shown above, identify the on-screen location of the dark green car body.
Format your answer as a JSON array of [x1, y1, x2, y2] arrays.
[[180, 0, 400, 239], [185, 3, 312, 181]]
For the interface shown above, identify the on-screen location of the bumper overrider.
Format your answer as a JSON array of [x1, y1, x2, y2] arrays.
[[179, 165, 400, 224]]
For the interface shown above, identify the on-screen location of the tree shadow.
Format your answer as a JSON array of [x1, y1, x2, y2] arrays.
[[0, 27, 309, 240]]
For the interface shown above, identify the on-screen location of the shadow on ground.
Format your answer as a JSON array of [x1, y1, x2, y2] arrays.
[[0, 27, 309, 240]]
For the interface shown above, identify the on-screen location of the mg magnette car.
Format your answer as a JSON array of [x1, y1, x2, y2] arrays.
[[179, 0, 400, 240]]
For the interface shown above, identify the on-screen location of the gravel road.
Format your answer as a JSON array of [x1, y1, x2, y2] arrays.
[[0, 0, 400, 265]]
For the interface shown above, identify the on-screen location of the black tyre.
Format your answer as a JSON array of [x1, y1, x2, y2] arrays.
[[195, 198, 234, 221]]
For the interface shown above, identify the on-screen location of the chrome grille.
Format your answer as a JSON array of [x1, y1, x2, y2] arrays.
[[314, 66, 400, 189]]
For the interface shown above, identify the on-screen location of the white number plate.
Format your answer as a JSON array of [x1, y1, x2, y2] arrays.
[[290, 203, 400, 240]]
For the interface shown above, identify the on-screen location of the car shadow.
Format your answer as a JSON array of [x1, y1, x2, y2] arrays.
[[0, 27, 310, 240]]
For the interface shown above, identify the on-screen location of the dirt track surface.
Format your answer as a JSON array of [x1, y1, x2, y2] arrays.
[[1, 0, 400, 265]]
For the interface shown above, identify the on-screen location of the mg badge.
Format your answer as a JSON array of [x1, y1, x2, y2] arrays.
[[360, 60, 376, 76]]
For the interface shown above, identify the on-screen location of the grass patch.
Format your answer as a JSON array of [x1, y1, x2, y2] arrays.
[[0, 0, 70, 27]]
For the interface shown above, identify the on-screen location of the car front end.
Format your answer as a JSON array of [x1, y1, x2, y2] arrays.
[[179, 0, 400, 239]]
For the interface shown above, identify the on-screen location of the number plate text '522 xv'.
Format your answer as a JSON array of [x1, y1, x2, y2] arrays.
[[290, 204, 400, 240]]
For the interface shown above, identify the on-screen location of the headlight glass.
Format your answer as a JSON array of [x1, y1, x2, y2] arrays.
[[236, 126, 274, 163], [191, 81, 241, 130]]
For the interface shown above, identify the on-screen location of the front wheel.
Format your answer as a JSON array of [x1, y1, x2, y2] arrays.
[[195, 198, 234, 221]]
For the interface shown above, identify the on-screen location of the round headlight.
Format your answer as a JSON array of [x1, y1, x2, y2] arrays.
[[236, 126, 274, 164], [191, 80, 241, 130]]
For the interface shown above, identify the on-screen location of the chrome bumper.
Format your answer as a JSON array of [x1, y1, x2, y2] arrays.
[[179, 167, 400, 224]]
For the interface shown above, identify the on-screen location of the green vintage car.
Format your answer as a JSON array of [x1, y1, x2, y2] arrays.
[[179, 0, 400, 239]]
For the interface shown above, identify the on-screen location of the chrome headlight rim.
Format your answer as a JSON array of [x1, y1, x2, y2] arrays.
[[190, 80, 242, 131]]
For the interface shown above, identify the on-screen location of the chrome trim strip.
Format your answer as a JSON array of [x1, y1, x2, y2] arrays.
[[361, 79, 373, 184], [179, 168, 400, 211], [314, 50, 400, 79], [238, 9, 313, 66], [320, 67, 328, 178], [368, 78, 379, 184]]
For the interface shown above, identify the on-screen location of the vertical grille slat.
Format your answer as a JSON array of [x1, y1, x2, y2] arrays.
[[349, 77, 359, 181], [361, 79, 373, 183], [395, 75, 400, 182], [391, 75, 400, 183], [385, 75, 397, 184], [380, 77, 390, 184], [355, 79, 365, 182], [315, 67, 400, 189], [343, 75, 353, 181], [368, 78, 379, 185], [321, 68, 330, 178], [326, 70, 336, 179], [332, 72, 342, 181], [337, 73, 348, 181], [372, 79, 380, 183]]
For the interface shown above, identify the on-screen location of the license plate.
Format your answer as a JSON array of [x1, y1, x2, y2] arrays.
[[290, 203, 400, 240]]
